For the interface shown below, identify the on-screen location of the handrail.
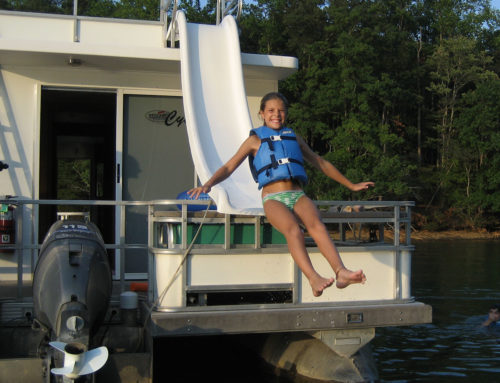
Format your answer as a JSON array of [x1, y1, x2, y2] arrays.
[[163, 0, 244, 47], [0, 198, 215, 300], [0, 198, 415, 249], [148, 200, 414, 251], [217, 0, 243, 25], [162, 0, 179, 47], [2, 0, 243, 46]]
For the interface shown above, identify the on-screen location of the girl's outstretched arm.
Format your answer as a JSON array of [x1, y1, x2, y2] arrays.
[[297, 135, 374, 191], [188, 135, 260, 199]]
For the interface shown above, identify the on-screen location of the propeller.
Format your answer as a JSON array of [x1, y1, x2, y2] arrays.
[[50, 341, 108, 379]]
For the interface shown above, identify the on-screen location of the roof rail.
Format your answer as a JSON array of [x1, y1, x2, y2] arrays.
[[162, 0, 244, 47]]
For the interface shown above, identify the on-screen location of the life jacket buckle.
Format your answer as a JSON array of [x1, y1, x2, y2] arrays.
[[269, 135, 282, 141], [277, 158, 290, 165]]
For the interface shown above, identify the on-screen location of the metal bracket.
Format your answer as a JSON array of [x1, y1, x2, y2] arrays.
[[310, 328, 375, 358]]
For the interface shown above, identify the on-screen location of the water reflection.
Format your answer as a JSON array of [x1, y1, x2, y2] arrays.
[[373, 240, 500, 382]]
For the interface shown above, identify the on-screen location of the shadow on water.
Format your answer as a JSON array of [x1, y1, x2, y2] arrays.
[[153, 334, 287, 383], [373, 240, 500, 382]]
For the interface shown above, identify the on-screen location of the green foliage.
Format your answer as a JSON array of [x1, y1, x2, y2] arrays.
[[110, 0, 160, 20], [451, 77, 500, 228], [180, 0, 217, 24], [57, 159, 91, 200], [2, 0, 72, 13]]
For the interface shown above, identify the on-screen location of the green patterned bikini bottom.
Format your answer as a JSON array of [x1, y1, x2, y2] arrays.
[[262, 190, 306, 211]]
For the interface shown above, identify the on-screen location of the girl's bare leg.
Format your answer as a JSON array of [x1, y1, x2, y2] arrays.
[[264, 200, 333, 297], [293, 196, 366, 288]]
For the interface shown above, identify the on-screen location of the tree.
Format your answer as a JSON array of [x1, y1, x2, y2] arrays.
[[281, 0, 419, 201], [452, 77, 500, 228], [426, 36, 493, 170]]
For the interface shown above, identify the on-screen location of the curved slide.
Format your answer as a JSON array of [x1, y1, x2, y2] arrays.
[[176, 11, 264, 215]]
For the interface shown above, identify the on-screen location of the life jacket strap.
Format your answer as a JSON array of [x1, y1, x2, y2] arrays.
[[261, 135, 296, 151], [255, 157, 303, 176]]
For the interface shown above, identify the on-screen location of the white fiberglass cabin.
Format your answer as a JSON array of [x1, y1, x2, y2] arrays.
[[0, 1, 431, 382]]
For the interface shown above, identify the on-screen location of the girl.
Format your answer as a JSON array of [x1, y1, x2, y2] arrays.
[[189, 92, 373, 297]]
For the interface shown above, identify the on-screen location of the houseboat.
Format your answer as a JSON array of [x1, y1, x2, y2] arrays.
[[0, 1, 432, 381]]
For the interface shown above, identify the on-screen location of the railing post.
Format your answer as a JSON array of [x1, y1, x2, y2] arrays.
[[120, 204, 126, 293], [394, 205, 400, 246], [16, 203, 23, 299], [254, 215, 261, 249], [73, 0, 79, 42], [293, 264, 300, 304], [181, 203, 187, 250], [163, 0, 178, 47], [217, 0, 224, 25], [148, 203, 154, 302], [217, 0, 243, 25], [224, 213, 231, 250], [394, 204, 401, 300], [405, 204, 412, 246]]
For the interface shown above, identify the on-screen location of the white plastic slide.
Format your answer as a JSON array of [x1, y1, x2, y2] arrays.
[[176, 11, 264, 215]]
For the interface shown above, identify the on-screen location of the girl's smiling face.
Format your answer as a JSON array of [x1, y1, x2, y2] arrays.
[[259, 98, 287, 130]]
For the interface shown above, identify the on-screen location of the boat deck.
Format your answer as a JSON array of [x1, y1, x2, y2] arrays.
[[149, 301, 431, 337]]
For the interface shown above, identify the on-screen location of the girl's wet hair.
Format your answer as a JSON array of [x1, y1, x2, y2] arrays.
[[259, 92, 289, 112]]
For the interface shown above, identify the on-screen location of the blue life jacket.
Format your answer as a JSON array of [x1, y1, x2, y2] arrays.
[[249, 126, 308, 189]]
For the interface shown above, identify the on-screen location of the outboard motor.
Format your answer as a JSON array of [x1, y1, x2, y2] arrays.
[[33, 220, 112, 379]]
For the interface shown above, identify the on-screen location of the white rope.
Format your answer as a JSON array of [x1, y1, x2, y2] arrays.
[[151, 200, 213, 312]]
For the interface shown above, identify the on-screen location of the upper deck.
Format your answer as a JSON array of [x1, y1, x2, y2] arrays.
[[0, 10, 297, 79]]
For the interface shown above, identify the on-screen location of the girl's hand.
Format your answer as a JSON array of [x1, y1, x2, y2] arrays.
[[350, 182, 375, 192], [187, 185, 211, 199]]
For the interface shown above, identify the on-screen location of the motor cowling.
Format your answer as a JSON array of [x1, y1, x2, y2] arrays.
[[33, 220, 112, 344]]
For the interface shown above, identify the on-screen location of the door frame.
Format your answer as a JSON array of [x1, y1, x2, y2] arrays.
[[115, 88, 184, 280], [35, 84, 185, 280]]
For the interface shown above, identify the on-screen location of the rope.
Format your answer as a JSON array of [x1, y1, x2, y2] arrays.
[[143, 200, 213, 324]]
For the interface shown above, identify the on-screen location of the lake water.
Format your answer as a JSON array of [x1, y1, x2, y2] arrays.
[[158, 240, 500, 382], [372, 240, 500, 382]]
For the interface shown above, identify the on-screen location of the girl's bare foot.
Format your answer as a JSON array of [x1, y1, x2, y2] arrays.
[[309, 275, 335, 297], [336, 268, 366, 289]]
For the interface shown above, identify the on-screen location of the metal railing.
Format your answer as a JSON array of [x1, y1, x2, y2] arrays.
[[1, 0, 244, 46], [0, 198, 219, 299], [149, 200, 414, 251], [216, 0, 243, 24], [162, 0, 243, 46]]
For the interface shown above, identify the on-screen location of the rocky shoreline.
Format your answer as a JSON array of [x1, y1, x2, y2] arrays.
[[410, 229, 500, 241], [328, 227, 500, 243], [355, 228, 500, 243]]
